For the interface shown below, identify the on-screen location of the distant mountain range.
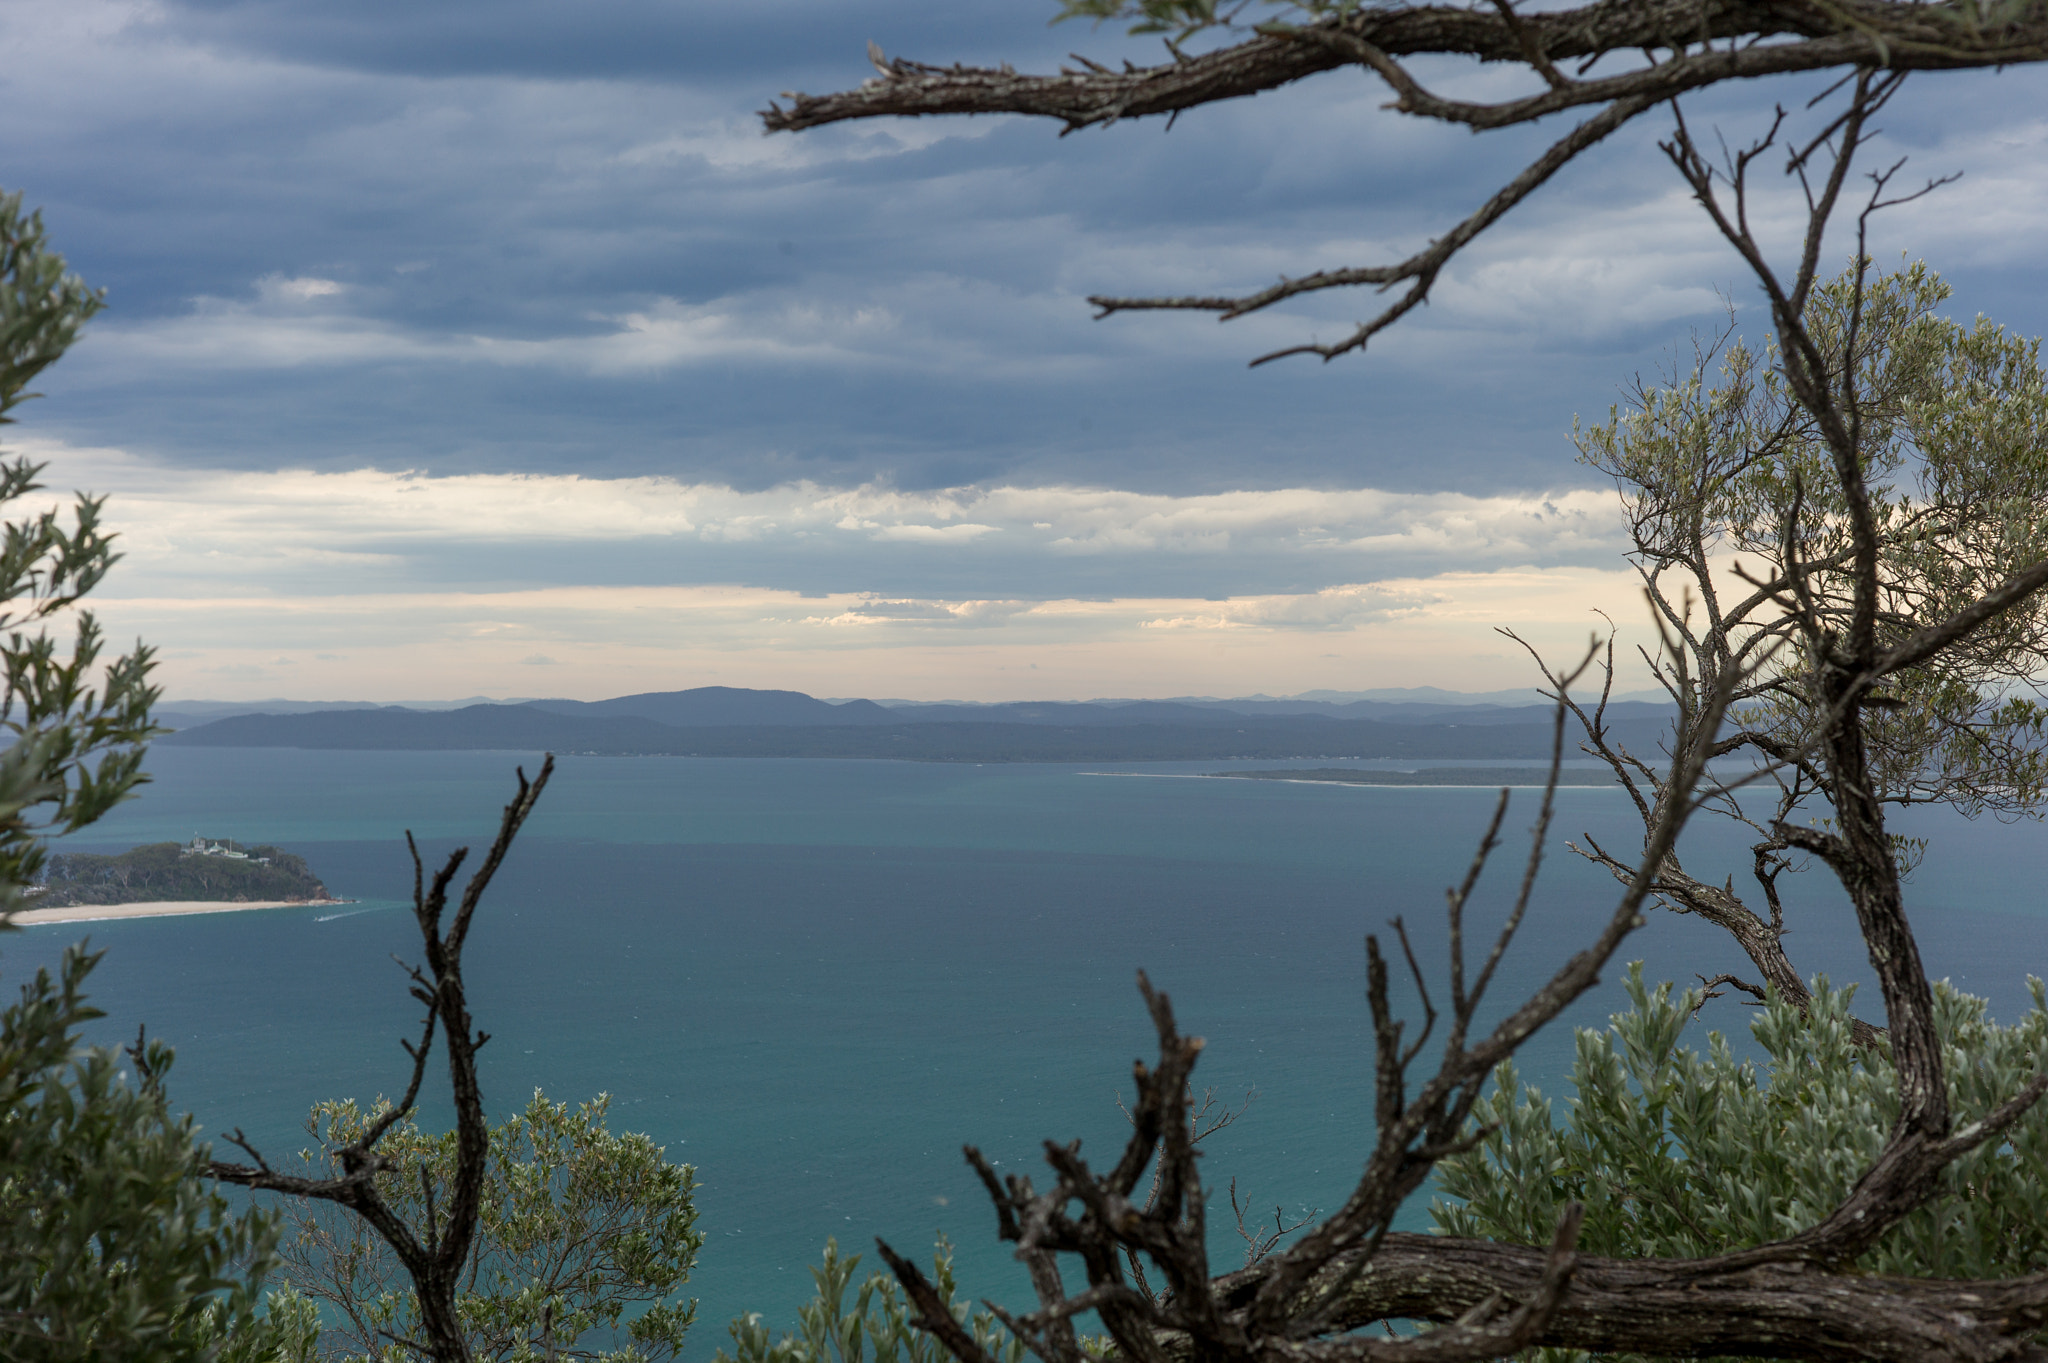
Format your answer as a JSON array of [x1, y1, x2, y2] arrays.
[[157, 686, 1674, 762]]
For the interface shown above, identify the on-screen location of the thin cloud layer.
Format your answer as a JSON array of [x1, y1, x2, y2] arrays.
[[100, 570, 1650, 702], [21, 438, 1647, 698], [41, 443, 1627, 602]]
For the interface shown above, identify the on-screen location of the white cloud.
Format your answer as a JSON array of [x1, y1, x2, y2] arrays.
[[258, 274, 348, 302], [472, 298, 903, 373], [611, 114, 1003, 172], [807, 598, 1036, 628], [1141, 583, 1441, 632], [18, 442, 1628, 590], [82, 288, 901, 374], [870, 523, 1000, 544]]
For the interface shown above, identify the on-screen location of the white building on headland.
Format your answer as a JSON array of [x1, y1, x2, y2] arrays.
[[181, 836, 269, 864]]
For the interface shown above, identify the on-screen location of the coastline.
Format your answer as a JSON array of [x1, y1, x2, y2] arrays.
[[1196, 766, 1618, 788], [11, 898, 352, 927]]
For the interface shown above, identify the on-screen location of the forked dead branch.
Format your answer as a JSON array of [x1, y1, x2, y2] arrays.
[[769, 6, 2048, 1361], [209, 757, 555, 1363]]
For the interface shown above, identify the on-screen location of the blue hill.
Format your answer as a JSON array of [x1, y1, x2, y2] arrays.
[[525, 686, 897, 727]]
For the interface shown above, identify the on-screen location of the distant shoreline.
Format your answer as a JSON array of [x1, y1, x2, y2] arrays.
[[1201, 767, 1618, 787], [157, 692, 1674, 764], [11, 898, 352, 927]]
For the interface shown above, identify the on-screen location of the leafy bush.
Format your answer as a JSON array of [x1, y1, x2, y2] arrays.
[[1433, 965, 2048, 1279], [275, 1090, 701, 1362], [719, 1238, 1024, 1363], [0, 943, 296, 1360]]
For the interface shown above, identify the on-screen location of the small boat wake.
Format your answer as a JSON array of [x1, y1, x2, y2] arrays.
[[313, 903, 390, 922]]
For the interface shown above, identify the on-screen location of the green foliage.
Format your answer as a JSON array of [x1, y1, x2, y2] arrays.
[[0, 189, 102, 425], [0, 187, 272, 1360], [719, 1238, 1025, 1363], [0, 187, 159, 921], [1433, 964, 2048, 1283], [1576, 261, 2048, 817], [0, 943, 290, 1360], [203, 1284, 326, 1363], [277, 1090, 702, 1362]]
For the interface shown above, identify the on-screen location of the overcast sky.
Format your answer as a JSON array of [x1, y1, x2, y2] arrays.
[[7, 0, 2045, 701]]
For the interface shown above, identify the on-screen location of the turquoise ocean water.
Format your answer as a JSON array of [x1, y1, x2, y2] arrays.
[[6, 748, 2045, 1340]]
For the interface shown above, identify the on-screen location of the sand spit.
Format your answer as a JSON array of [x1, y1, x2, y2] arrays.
[[11, 898, 350, 926]]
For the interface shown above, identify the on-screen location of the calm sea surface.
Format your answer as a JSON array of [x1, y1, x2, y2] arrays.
[[7, 748, 2045, 1340]]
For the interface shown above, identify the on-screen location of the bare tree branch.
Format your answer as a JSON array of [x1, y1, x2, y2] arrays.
[[777, 9, 2048, 1362], [764, 2, 2048, 362], [210, 756, 555, 1363], [765, 5, 2048, 137]]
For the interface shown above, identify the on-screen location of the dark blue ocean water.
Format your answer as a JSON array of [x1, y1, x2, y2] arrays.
[[6, 749, 2044, 1344]]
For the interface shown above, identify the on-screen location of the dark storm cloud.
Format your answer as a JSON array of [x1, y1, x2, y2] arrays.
[[147, 0, 1101, 86], [7, 0, 2045, 577]]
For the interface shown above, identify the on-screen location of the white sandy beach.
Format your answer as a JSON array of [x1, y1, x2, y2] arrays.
[[11, 899, 350, 926]]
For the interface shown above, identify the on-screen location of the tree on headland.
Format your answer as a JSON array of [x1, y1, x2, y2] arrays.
[[36, 841, 333, 908], [762, 11, 2048, 1363]]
